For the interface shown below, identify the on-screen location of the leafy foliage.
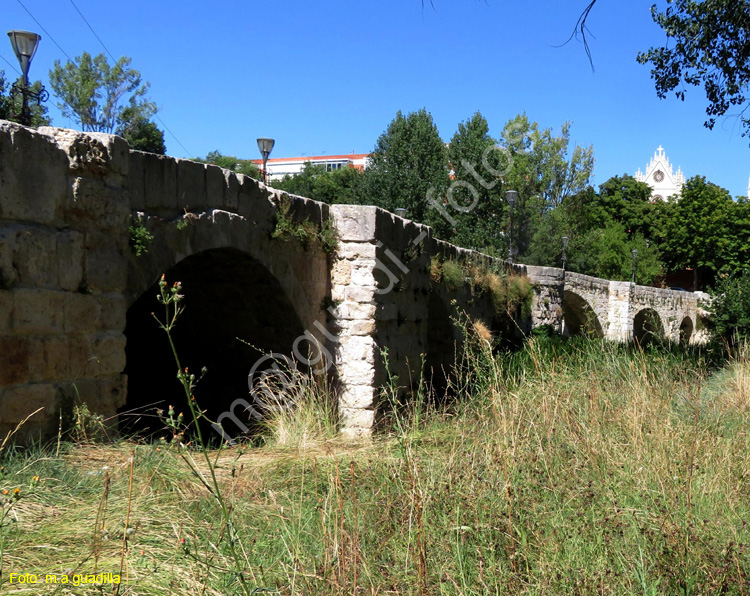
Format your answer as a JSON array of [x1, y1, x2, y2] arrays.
[[358, 108, 450, 223], [274, 162, 363, 204], [710, 270, 750, 344], [195, 150, 262, 180], [48, 52, 162, 144], [0, 70, 51, 127], [637, 0, 750, 140]]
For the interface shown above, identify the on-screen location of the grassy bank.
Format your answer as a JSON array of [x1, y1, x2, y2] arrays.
[[1, 336, 748, 595]]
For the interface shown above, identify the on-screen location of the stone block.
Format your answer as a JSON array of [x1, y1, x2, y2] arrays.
[[87, 333, 126, 377], [67, 334, 93, 378], [0, 227, 18, 288], [351, 261, 377, 286], [346, 320, 376, 336], [67, 177, 129, 229], [337, 241, 378, 260], [57, 230, 85, 291], [12, 288, 66, 334], [336, 335, 376, 364], [221, 169, 240, 212], [127, 151, 147, 211], [205, 164, 226, 209], [177, 158, 207, 211], [97, 293, 128, 332], [87, 132, 130, 178], [346, 285, 376, 304], [12, 226, 58, 287], [332, 302, 377, 321], [0, 336, 30, 387], [37, 127, 110, 178], [0, 123, 67, 224], [0, 291, 11, 332], [339, 407, 375, 432], [143, 153, 178, 211], [64, 293, 101, 333], [97, 374, 128, 413], [331, 260, 351, 285], [84, 231, 128, 292], [339, 385, 376, 409], [0, 383, 56, 424], [331, 205, 378, 242], [28, 335, 69, 382], [337, 359, 375, 385]]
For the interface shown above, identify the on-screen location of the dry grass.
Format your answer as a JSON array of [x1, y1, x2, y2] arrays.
[[0, 337, 748, 595]]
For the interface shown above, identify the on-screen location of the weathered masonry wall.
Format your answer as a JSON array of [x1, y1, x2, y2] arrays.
[[0, 122, 709, 441], [0, 124, 130, 440]]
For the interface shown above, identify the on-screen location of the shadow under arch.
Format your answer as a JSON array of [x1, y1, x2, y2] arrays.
[[122, 247, 307, 439], [679, 316, 694, 345], [424, 291, 461, 402], [562, 290, 604, 338], [633, 308, 665, 346]]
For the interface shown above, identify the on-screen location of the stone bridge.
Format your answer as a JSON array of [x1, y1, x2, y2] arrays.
[[0, 123, 709, 441]]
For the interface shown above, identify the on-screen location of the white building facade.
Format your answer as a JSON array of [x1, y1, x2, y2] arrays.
[[635, 146, 685, 201], [252, 153, 370, 182]]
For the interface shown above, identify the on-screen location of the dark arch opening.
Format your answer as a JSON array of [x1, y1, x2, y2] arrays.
[[424, 291, 460, 402], [633, 308, 664, 347], [122, 248, 306, 440], [679, 316, 694, 345], [562, 291, 604, 338]]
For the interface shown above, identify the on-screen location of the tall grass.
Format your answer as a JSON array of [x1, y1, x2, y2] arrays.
[[1, 325, 748, 594]]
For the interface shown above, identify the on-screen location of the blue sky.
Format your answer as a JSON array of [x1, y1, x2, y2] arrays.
[[3, 0, 749, 197]]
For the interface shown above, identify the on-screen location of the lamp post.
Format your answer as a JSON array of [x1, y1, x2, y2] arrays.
[[505, 190, 518, 264], [631, 249, 638, 284], [394, 207, 407, 219], [561, 236, 569, 272], [7, 30, 48, 126], [256, 137, 275, 184]]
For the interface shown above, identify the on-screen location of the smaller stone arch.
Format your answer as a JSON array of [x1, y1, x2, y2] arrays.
[[562, 291, 604, 338], [679, 316, 694, 345], [633, 308, 665, 346]]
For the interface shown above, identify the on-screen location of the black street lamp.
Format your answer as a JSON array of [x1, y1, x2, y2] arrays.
[[561, 236, 569, 272], [631, 249, 638, 284], [7, 30, 48, 126], [505, 190, 518, 264], [256, 137, 275, 184]]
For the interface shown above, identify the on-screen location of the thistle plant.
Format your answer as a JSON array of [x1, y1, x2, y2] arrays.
[[152, 275, 255, 595]]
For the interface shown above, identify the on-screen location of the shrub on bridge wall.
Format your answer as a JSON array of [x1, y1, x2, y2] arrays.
[[272, 195, 339, 254], [431, 256, 533, 323]]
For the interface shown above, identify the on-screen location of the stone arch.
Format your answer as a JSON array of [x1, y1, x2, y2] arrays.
[[122, 247, 308, 439], [562, 290, 604, 338], [679, 316, 694, 345], [632, 308, 665, 346]]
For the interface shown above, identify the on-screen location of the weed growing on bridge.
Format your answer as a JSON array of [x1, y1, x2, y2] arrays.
[[272, 195, 339, 254], [128, 218, 153, 257]]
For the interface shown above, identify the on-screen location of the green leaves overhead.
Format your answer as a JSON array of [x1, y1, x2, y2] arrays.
[[637, 0, 750, 139]]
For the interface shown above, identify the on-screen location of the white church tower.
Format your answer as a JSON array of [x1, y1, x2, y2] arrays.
[[635, 146, 685, 201]]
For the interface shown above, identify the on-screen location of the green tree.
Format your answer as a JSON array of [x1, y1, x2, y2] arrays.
[[196, 150, 262, 180], [48, 52, 160, 138], [499, 114, 594, 257], [444, 111, 507, 249], [596, 174, 659, 240], [660, 176, 735, 289], [275, 162, 362, 204], [358, 108, 449, 224], [710, 269, 750, 344], [118, 106, 165, 154], [0, 70, 51, 127]]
